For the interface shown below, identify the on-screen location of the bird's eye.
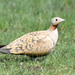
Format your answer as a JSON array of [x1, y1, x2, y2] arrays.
[[56, 19, 58, 21]]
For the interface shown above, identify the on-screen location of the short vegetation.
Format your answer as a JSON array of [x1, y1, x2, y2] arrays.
[[0, 0, 75, 75]]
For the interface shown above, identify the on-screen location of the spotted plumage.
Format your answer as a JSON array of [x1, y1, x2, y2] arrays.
[[0, 17, 65, 57]]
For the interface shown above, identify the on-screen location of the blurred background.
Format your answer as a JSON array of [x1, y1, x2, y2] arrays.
[[0, 0, 75, 75]]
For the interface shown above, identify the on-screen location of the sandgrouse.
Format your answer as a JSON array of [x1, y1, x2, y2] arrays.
[[0, 17, 65, 57]]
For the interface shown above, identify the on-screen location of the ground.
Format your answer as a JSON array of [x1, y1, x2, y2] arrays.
[[0, 0, 75, 75]]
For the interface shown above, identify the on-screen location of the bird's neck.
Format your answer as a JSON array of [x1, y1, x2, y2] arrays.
[[49, 25, 58, 31]]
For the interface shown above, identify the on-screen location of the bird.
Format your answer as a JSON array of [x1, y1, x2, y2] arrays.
[[0, 17, 65, 57]]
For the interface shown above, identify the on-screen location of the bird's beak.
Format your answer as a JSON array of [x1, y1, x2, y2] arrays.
[[61, 19, 65, 22]]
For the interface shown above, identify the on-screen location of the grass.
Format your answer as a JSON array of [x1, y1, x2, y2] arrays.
[[0, 0, 75, 75]]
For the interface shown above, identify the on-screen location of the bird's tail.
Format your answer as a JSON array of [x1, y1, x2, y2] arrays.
[[0, 48, 11, 54], [0, 45, 6, 48]]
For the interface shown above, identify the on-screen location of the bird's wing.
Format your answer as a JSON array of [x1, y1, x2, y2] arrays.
[[0, 31, 55, 56]]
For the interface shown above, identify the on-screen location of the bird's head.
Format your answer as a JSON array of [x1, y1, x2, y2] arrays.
[[50, 17, 65, 31]]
